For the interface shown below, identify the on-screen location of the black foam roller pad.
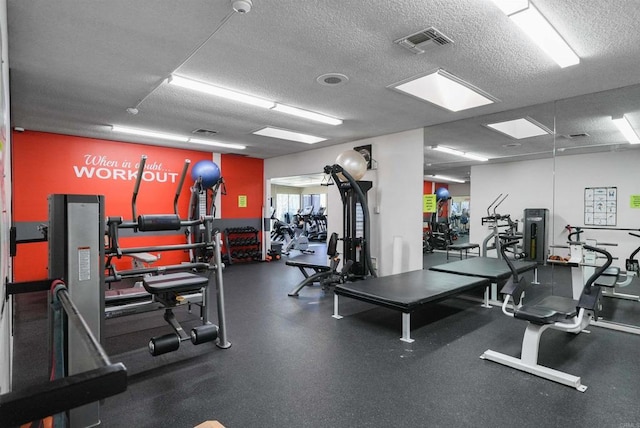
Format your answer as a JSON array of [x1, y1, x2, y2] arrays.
[[137, 214, 182, 231]]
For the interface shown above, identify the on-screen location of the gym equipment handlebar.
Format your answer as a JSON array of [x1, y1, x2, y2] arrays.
[[0, 280, 127, 427]]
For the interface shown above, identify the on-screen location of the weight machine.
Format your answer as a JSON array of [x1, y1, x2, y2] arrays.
[[481, 194, 523, 258], [324, 163, 376, 279], [104, 155, 230, 355]]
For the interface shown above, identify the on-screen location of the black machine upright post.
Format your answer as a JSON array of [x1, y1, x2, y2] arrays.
[[336, 180, 372, 278], [524, 208, 548, 264]]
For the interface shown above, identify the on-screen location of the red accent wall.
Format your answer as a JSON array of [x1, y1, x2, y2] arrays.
[[220, 154, 263, 218], [12, 131, 263, 281]]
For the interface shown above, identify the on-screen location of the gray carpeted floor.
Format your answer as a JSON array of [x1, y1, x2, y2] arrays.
[[10, 243, 640, 427]]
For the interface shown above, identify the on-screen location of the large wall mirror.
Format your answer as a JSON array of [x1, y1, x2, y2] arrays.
[[423, 82, 640, 332]]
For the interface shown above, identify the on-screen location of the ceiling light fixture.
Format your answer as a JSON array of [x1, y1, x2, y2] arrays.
[[169, 75, 275, 109], [492, 1, 580, 68], [391, 69, 498, 112], [486, 117, 552, 139], [271, 104, 343, 126], [253, 127, 326, 144], [612, 115, 640, 144], [169, 74, 344, 126], [432, 145, 489, 161], [111, 125, 189, 142], [426, 175, 466, 184], [189, 138, 246, 150]]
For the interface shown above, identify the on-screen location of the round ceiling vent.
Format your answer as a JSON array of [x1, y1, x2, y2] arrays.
[[316, 73, 349, 86]]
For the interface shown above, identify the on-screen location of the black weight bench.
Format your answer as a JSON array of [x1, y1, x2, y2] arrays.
[[286, 233, 352, 296], [333, 270, 490, 342], [142, 271, 219, 356], [446, 243, 480, 260]]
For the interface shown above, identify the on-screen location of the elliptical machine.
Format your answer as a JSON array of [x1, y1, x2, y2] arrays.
[[270, 209, 314, 255]]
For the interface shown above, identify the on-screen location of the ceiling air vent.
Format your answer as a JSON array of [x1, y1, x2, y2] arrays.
[[192, 128, 218, 136], [562, 132, 590, 139], [394, 27, 453, 54]]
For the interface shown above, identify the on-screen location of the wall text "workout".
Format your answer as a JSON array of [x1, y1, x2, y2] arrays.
[[73, 154, 178, 183], [73, 166, 179, 183]]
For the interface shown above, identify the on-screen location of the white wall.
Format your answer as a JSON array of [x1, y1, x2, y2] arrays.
[[265, 128, 424, 276], [448, 182, 470, 196], [470, 158, 554, 258], [553, 151, 640, 265], [0, 0, 11, 394], [470, 150, 640, 267]]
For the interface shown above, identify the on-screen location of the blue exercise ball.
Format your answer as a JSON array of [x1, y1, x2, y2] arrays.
[[191, 160, 221, 188], [435, 187, 450, 201]]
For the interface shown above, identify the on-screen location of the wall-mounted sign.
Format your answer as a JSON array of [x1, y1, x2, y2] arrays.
[[423, 194, 436, 213]]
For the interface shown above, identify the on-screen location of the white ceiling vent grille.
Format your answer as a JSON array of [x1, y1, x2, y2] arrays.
[[394, 27, 453, 54]]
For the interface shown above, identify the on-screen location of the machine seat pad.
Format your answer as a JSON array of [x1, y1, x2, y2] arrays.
[[602, 267, 620, 277], [591, 267, 620, 287], [143, 272, 208, 294], [514, 295, 578, 325], [285, 261, 332, 271]]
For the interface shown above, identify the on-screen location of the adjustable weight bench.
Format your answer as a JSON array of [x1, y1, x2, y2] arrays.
[[286, 233, 352, 296], [446, 243, 480, 260]]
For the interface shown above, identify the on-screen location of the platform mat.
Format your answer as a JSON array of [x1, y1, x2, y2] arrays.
[[429, 257, 537, 280], [334, 269, 490, 312]]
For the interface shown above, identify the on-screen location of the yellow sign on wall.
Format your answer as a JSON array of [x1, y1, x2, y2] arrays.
[[423, 194, 436, 213], [238, 195, 247, 208], [631, 195, 640, 208]]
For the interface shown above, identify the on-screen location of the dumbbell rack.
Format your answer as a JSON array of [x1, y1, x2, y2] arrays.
[[224, 226, 261, 264]]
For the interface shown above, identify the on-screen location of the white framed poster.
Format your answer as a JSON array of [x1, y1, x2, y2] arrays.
[[585, 187, 616, 226]]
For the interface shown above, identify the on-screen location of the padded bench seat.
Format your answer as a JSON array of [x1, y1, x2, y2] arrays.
[[105, 287, 150, 302], [594, 266, 620, 287], [285, 260, 332, 272], [446, 243, 480, 260], [143, 272, 208, 294], [514, 295, 578, 324]]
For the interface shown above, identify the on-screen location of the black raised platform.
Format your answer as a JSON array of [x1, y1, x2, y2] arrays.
[[429, 257, 537, 281], [333, 269, 490, 342]]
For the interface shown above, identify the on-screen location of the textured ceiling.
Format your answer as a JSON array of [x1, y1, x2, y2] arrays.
[[7, 0, 640, 181]]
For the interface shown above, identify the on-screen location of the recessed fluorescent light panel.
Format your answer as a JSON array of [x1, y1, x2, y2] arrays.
[[490, 0, 528, 15], [486, 117, 552, 139], [189, 138, 246, 150], [169, 75, 275, 109], [391, 69, 498, 112], [253, 127, 326, 144], [111, 125, 189, 142], [612, 115, 640, 144], [271, 104, 342, 126], [432, 145, 489, 162], [427, 174, 465, 184], [492, 1, 580, 68]]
